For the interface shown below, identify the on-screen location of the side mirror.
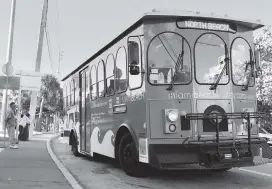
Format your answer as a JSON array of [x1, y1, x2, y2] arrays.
[[255, 50, 261, 70], [254, 50, 262, 77], [129, 63, 140, 75]]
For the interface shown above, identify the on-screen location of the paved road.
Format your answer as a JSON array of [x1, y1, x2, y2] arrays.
[[0, 133, 73, 189], [52, 136, 272, 189]]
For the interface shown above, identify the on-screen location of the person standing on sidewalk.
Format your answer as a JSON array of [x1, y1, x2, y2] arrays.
[[18, 113, 30, 141], [5, 102, 18, 149]]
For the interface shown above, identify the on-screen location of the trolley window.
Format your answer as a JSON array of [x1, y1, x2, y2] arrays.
[[128, 36, 142, 89], [63, 84, 66, 107], [90, 65, 97, 100], [148, 32, 191, 85], [97, 60, 105, 97], [115, 47, 127, 93], [86, 69, 90, 99], [106, 54, 115, 96], [231, 38, 254, 87], [195, 33, 228, 85], [71, 79, 75, 105], [67, 82, 71, 106]]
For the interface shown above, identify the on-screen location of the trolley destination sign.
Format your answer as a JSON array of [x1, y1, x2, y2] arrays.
[[177, 19, 237, 33]]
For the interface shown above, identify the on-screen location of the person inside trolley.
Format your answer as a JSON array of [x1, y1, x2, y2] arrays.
[[114, 66, 125, 92]]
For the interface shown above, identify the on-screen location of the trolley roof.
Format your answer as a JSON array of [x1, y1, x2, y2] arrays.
[[61, 10, 264, 81]]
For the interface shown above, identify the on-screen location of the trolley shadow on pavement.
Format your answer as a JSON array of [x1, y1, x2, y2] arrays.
[[51, 136, 272, 189], [79, 153, 272, 188], [73, 149, 235, 177]]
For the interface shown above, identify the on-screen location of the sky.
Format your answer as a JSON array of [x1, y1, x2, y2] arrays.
[[0, 0, 271, 81]]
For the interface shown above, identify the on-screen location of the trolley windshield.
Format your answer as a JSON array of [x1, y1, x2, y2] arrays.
[[148, 32, 191, 85], [195, 33, 229, 85]]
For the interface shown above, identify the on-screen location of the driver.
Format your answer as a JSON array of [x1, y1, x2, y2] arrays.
[[173, 65, 190, 83]]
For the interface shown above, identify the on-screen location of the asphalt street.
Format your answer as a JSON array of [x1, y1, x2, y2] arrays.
[[0, 133, 73, 189], [52, 136, 272, 189]]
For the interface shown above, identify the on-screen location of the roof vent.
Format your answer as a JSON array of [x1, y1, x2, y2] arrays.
[[196, 11, 200, 14]]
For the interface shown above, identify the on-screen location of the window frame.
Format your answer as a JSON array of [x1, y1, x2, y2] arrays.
[[230, 36, 255, 87], [193, 32, 229, 85], [105, 54, 115, 96], [97, 60, 106, 98], [115, 46, 128, 94], [127, 35, 144, 90], [146, 31, 192, 86]]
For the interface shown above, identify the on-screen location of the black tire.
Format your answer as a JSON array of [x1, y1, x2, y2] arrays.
[[71, 135, 80, 156], [118, 133, 149, 177]]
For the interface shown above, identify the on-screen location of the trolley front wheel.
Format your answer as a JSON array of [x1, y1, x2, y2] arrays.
[[118, 133, 149, 177]]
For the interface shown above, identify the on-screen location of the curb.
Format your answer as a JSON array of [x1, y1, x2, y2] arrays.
[[46, 134, 84, 189]]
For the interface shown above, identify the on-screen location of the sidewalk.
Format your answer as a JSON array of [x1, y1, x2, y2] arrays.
[[0, 130, 52, 148], [0, 133, 73, 189]]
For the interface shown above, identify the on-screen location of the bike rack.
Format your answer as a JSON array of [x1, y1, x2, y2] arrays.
[[185, 112, 265, 159]]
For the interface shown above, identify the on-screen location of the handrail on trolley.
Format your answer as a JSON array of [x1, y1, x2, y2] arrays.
[[184, 112, 265, 159]]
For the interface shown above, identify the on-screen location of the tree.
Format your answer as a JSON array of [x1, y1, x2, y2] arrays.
[[36, 74, 63, 131], [10, 90, 32, 113], [254, 25, 272, 129], [38, 74, 63, 112], [254, 25, 272, 106]]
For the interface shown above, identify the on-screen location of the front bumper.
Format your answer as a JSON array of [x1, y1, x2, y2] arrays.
[[148, 138, 272, 170]]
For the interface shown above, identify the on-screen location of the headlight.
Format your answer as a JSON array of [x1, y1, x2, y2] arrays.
[[167, 110, 179, 122]]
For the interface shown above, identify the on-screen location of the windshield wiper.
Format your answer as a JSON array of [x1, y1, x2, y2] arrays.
[[210, 57, 229, 90], [167, 51, 184, 91], [241, 61, 254, 91]]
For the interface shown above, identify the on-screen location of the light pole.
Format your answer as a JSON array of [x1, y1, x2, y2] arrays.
[[28, 0, 48, 139], [0, 0, 16, 135]]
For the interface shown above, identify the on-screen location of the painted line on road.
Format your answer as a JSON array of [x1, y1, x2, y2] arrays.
[[238, 168, 272, 178], [46, 135, 84, 189]]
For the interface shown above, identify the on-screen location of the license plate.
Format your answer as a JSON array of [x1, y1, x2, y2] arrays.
[[224, 154, 232, 159]]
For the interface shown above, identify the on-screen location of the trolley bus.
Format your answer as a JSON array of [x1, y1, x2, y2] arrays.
[[61, 10, 272, 177]]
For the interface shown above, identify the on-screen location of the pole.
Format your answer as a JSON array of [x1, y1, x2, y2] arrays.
[[1, 0, 16, 132], [3, 76, 9, 148], [29, 0, 48, 140], [15, 70, 22, 143], [1, 0, 16, 148]]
